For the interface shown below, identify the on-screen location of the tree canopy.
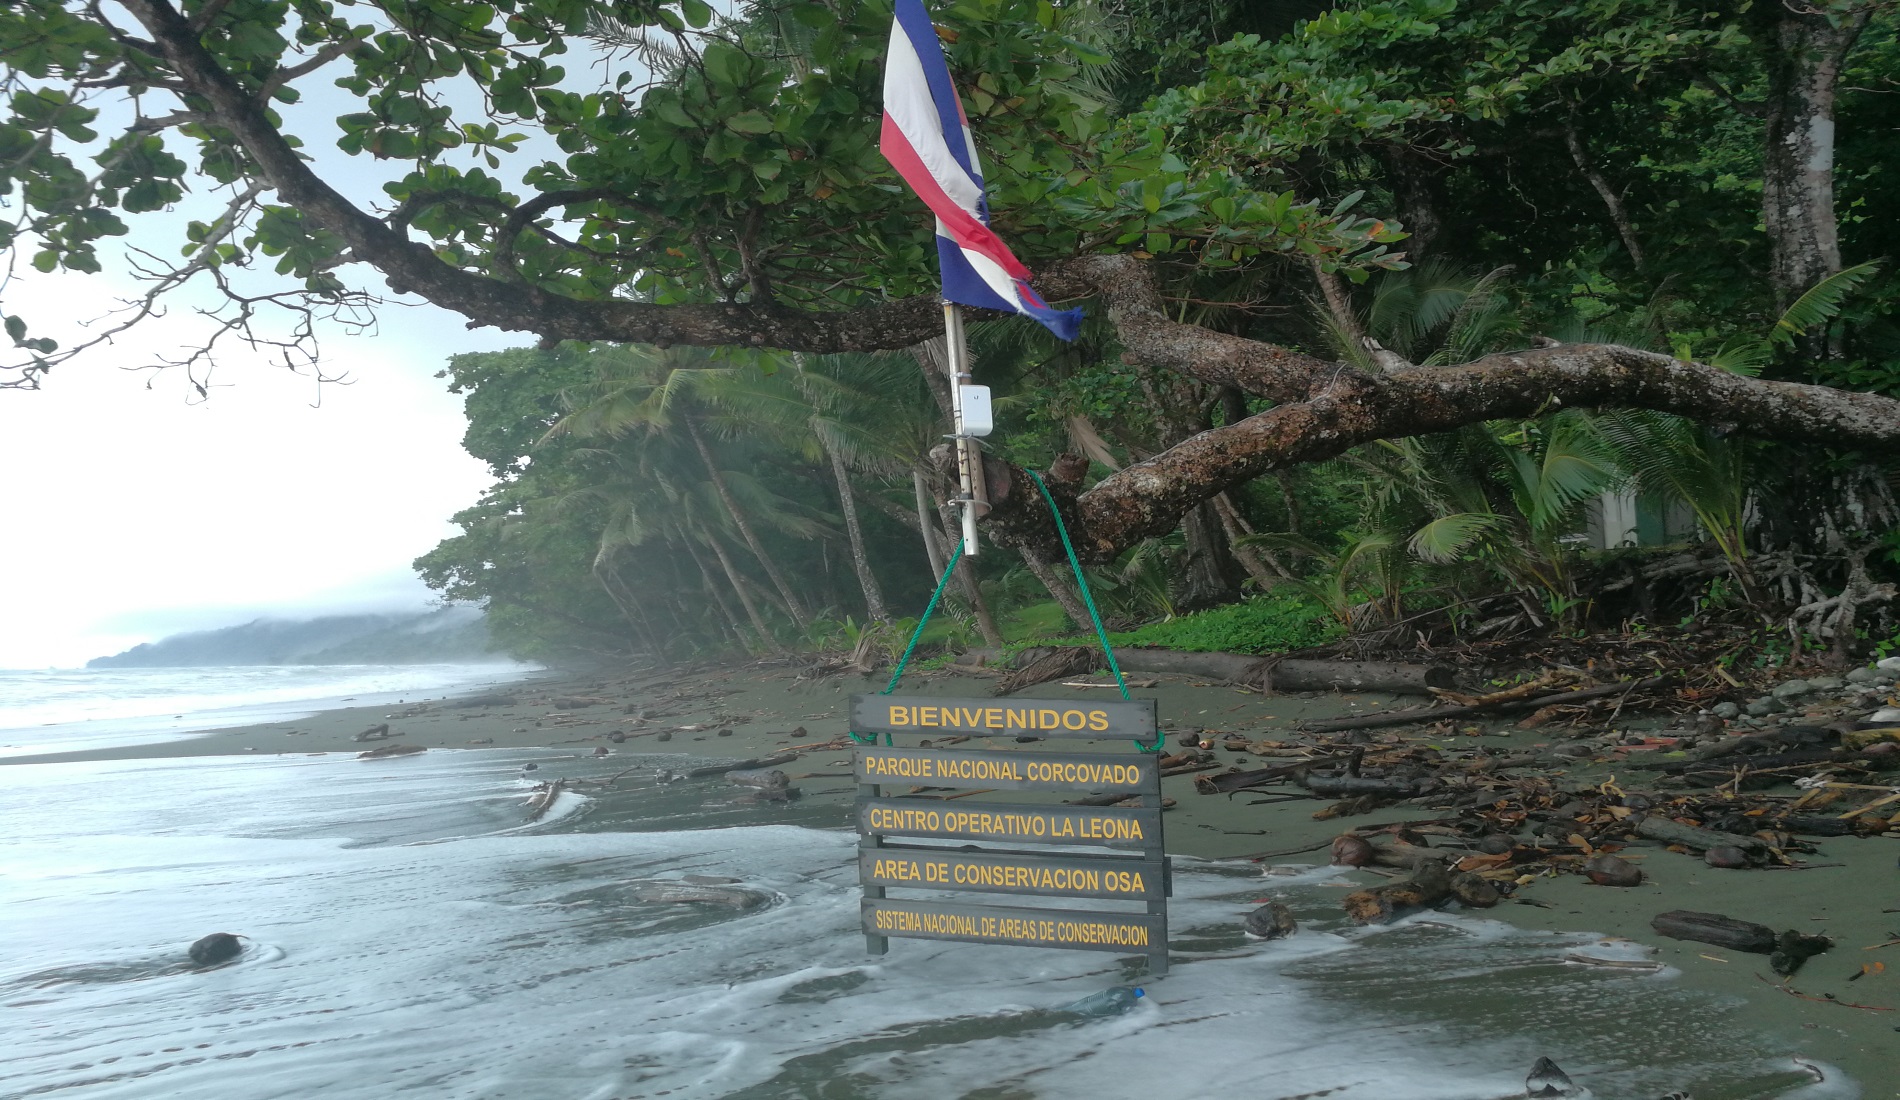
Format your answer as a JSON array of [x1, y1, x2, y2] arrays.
[[5, 0, 1899, 651]]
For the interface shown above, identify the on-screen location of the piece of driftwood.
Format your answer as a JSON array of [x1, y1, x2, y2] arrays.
[[1301, 675, 1671, 734], [686, 752, 798, 778], [525, 778, 566, 822], [1775, 814, 1858, 837], [356, 744, 425, 760], [1194, 760, 1329, 794], [1429, 668, 1583, 707], [628, 881, 769, 908], [1650, 910, 1778, 953], [448, 693, 518, 709], [1771, 930, 1833, 976], [972, 647, 1455, 695], [995, 647, 1101, 694], [1301, 775, 1423, 797], [1367, 841, 1454, 869], [1635, 816, 1771, 854], [1343, 862, 1451, 924]]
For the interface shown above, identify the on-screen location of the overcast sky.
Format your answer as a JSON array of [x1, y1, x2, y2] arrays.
[[0, 267, 512, 668], [0, 28, 661, 668]]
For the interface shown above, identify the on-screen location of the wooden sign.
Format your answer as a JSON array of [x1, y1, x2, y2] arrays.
[[857, 797, 1160, 848], [854, 745, 1156, 791], [853, 693, 1169, 974], [863, 898, 1166, 953], [860, 849, 1167, 900], [850, 694, 1158, 740]]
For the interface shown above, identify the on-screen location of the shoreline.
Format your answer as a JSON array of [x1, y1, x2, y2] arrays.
[[7, 656, 1896, 1091]]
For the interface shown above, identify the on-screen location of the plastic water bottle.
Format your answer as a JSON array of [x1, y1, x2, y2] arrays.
[[1061, 985, 1144, 1017]]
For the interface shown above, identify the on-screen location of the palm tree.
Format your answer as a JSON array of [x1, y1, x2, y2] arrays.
[[549, 344, 823, 630]]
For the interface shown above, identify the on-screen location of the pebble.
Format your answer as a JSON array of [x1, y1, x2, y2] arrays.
[[1243, 900, 1297, 939], [657, 731, 673, 742], [1709, 701, 1742, 719], [1807, 675, 1844, 691], [188, 933, 243, 967], [1770, 679, 1813, 699], [1745, 698, 1785, 718], [1870, 707, 1900, 723], [1878, 655, 1900, 671], [1582, 853, 1643, 887], [1525, 1056, 1579, 1097], [1845, 667, 1883, 684], [1331, 835, 1375, 867], [1704, 845, 1751, 869]]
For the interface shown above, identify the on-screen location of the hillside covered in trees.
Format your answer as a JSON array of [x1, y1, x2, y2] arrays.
[[5, 0, 1898, 665]]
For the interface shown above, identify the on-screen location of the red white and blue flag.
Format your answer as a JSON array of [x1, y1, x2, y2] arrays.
[[880, 0, 1082, 341]]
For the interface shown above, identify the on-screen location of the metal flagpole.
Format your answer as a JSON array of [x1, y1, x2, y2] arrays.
[[943, 302, 985, 556]]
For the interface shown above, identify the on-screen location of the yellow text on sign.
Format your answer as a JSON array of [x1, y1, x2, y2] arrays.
[[859, 755, 1146, 787], [870, 907, 1152, 947], [883, 704, 1110, 732], [863, 804, 1147, 842], [867, 857, 1149, 895]]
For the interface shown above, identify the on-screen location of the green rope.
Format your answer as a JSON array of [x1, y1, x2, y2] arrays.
[[851, 540, 965, 744], [1026, 470, 1163, 753]]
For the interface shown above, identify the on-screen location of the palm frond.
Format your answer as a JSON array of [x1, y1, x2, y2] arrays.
[[1771, 260, 1882, 347], [1408, 512, 1506, 563]]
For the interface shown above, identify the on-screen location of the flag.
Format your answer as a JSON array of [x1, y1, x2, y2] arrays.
[[880, 0, 1082, 341]]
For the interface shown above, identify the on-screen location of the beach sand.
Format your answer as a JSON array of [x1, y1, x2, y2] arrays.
[[9, 657, 1896, 1092]]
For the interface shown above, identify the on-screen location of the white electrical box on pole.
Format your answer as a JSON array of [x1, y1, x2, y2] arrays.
[[943, 302, 985, 557]]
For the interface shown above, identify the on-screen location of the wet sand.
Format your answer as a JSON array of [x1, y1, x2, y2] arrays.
[[9, 658, 1897, 1093]]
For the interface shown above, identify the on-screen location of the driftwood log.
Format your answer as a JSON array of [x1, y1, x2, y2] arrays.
[[1634, 816, 1772, 855], [356, 743, 425, 760], [686, 752, 798, 778], [1650, 910, 1778, 953], [1301, 675, 1672, 734], [727, 767, 790, 790], [973, 648, 1455, 695], [1342, 861, 1451, 924], [525, 778, 566, 822], [1300, 775, 1425, 797]]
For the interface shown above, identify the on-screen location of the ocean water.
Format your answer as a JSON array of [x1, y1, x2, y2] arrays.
[[0, 750, 1857, 1100], [0, 664, 538, 758]]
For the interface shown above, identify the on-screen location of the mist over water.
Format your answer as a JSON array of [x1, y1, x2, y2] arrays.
[[0, 664, 537, 758], [0, 750, 1855, 1100]]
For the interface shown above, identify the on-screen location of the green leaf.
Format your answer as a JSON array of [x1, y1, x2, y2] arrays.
[[1770, 260, 1881, 347], [725, 110, 774, 134], [681, 0, 714, 29]]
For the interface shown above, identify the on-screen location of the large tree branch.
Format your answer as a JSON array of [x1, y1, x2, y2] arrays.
[[984, 343, 1900, 561], [1068, 254, 1337, 402], [117, 0, 967, 354]]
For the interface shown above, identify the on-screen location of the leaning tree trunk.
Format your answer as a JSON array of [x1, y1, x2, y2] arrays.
[[1018, 545, 1092, 631], [679, 525, 753, 648], [1179, 499, 1246, 610], [1210, 492, 1287, 593], [912, 469, 949, 580], [926, 481, 1006, 647], [1762, 5, 1870, 309], [592, 557, 661, 655], [702, 527, 786, 655], [825, 439, 888, 621], [685, 415, 811, 628]]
